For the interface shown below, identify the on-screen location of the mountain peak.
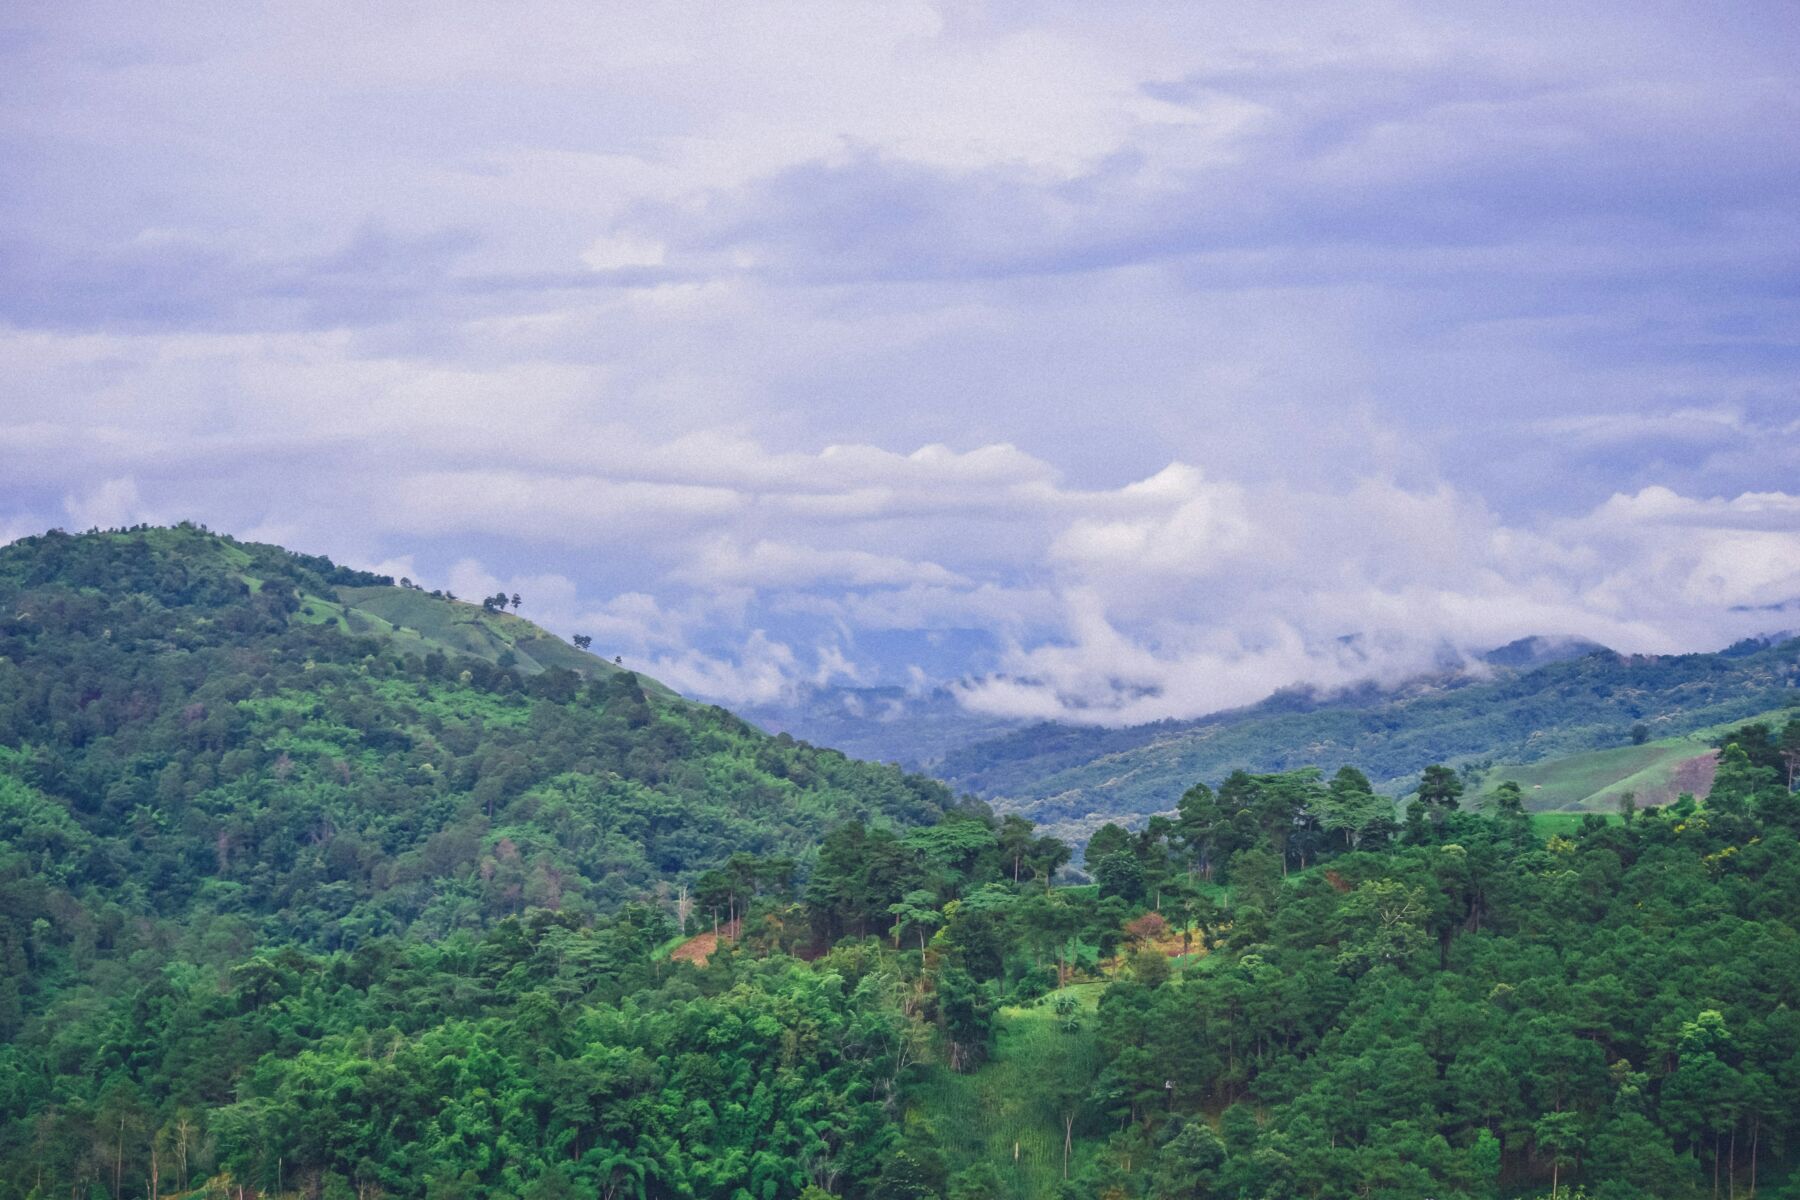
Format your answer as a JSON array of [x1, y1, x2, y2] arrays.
[[1, 523, 655, 689], [1479, 634, 1610, 670]]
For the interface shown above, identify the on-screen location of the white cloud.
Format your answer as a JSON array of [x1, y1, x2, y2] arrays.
[[63, 477, 160, 530], [582, 235, 667, 271], [638, 630, 804, 706], [676, 539, 966, 589]]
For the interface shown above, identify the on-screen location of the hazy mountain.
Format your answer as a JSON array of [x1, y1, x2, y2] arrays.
[[739, 683, 1024, 768]]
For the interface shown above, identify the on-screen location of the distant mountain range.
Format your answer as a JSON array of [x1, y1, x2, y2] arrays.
[[739, 683, 1022, 769], [740, 634, 1614, 771], [745, 632, 1799, 846], [938, 636, 1798, 844]]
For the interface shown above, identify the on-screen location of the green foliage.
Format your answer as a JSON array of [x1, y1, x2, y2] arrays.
[[0, 528, 965, 1199], [1077, 721, 1800, 1198], [910, 984, 1107, 1200], [3, 528, 1797, 1200]]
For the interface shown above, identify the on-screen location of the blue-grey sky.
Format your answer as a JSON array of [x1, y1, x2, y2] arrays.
[[4, 1, 1798, 721]]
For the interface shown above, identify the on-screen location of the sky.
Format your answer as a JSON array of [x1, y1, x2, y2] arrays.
[[3, 1, 1799, 724]]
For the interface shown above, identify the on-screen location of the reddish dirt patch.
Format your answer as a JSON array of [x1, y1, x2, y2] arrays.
[[670, 919, 739, 967], [1670, 751, 1719, 804], [1323, 869, 1351, 893]]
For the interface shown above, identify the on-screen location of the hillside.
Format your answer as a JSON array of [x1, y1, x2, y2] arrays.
[[939, 640, 1800, 843], [0, 526, 957, 937], [1463, 704, 1795, 814]]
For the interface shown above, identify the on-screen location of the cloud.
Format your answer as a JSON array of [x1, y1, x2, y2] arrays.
[[3, 2, 1798, 724], [677, 539, 966, 590], [64, 477, 160, 530]]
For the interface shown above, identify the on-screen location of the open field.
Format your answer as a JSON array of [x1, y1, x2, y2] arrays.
[[1478, 704, 1796, 813], [911, 983, 1107, 1199], [329, 584, 676, 691]]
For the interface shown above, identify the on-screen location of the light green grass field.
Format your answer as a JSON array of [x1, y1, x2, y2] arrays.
[[1482, 740, 1701, 810], [331, 585, 675, 693], [1477, 705, 1794, 813], [1528, 811, 1618, 837], [911, 982, 1107, 1199]]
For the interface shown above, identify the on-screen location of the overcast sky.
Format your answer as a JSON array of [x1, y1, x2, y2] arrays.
[[4, 1, 1799, 722]]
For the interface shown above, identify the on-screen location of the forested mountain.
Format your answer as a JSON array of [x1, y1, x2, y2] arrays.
[[0, 526, 955, 931], [740, 637, 1604, 774], [740, 685, 1023, 772], [3, 527, 1799, 1200], [938, 638, 1800, 844]]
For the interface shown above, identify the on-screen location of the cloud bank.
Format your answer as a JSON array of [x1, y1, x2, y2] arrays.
[[2, 1, 1797, 721], [20, 435, 1800, 721]]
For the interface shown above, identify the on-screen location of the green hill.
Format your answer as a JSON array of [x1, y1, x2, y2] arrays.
[[329, 583, 680, 693], [0, 525, 955, 932]]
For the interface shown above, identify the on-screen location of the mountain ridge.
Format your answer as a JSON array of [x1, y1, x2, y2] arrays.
[[935, 636, 1800, 844]]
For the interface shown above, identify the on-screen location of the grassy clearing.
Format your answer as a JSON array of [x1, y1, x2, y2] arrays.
[[332, 585, 677, 693], [1476, 705, 1796, 813], [1480, 741, 1700, 810], [911, 983, 1107, 1199], [1529, 811, 1618, 838]]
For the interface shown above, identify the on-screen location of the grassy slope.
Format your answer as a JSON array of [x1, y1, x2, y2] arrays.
[[331, 585, 677, 692], [80, 525, 659, 693], [912, 983, 1107, 1199], [1477, 704, 1796, 812]]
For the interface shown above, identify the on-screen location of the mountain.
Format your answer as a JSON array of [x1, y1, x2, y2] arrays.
[[0, 525, 958, 933], [1478, 633, 1609, 669], [735, 637, 1599, 771], [938, 639, 1800, 844], [740, 682, 1023, 769]]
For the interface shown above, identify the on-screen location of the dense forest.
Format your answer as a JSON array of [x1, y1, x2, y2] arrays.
[[2, 528, 1798, 1199]]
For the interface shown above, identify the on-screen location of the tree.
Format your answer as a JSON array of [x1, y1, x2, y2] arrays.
[[998, 814, 1035, 884], [511, 593, 522, 610], [1151, 1122, 1226, 1197], [1415, 764, 1464, 830], [1534, 1110, 1584, 1198], [1028, 835, 1071, 890], [887, 889, 941, 952], [1779, 718, 1800, 789], [1085, 823, 1130, 867], [1176, 782, 1223, 878], [572, 634, 593, 651], [1052, 1076, 1089, 1180], [1093, 851, 1145, 904], [935, 968, 995, 1072], [1321, 765, 1391, 851], [947, 1162, 1003, 1200], [1490, 779, 1526, 816], [1333, 879, 1428, 974]]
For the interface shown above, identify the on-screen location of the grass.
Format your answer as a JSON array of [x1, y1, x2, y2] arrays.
[[1480, 741, 1700, 810], [330, 585, 676, 695], [1476, 706, 1796, 813], [1528, 811, 1618, 837], [911, 982, 1107, 1198]]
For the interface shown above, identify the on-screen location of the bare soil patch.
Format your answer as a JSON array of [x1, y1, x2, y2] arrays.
[[670, 918, 739, 967]]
